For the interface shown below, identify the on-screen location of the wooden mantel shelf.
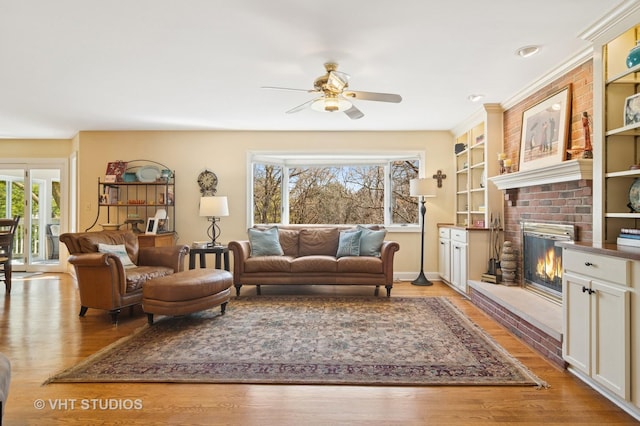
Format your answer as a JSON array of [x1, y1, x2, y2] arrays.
[[488, 159, 593, 190]]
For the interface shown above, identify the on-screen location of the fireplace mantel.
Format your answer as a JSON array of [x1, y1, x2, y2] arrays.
[[489, 159, 593, 190]]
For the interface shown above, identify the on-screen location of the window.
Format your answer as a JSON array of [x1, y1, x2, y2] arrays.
[[251, 153, 421, 227]]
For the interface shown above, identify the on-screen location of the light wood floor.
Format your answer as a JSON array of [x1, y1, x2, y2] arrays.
[[1, 274, 637, 425]]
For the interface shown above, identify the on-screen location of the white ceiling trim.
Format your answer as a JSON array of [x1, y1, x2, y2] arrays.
[[579, 0, 640, 42], [499, 48, 593, 112], [454, 0, 640, 130]]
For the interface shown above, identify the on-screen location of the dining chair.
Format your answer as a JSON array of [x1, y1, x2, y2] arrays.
[[0, 216, 20, 294]]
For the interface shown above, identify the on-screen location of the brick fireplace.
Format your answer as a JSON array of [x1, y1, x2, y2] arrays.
[[471, 167, 592, 368], [503, 179, 593, 284], [467, 60, 594, 368], [521, 222, 575, 301]]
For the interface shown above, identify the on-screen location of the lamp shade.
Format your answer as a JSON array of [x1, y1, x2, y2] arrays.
[[310, 97, 352, 112], [410, 178, 436, 198], [199, 196, 229, 217]]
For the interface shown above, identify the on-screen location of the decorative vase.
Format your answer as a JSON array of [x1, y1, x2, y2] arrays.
[[628, 178, 640, 213], [500, 241, 517, 286], [627, 41, 640, 68]]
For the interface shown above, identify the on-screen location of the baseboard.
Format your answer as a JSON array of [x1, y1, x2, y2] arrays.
[[567, 367, 640, 422], [395, 271, 440, 282]]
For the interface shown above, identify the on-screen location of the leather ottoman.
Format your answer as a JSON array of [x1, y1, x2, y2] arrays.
[[142, 269, 233, 325]]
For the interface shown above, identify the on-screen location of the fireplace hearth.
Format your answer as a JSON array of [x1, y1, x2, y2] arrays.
[[521, 222, 575, 301]]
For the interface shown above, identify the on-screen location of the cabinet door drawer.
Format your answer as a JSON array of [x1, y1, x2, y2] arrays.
[[439, 227, 451, 239], [451, 229, 467, 243], [563, 250, 630, 286]]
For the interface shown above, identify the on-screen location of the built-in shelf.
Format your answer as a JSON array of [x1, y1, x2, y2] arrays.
[[489, 159, 593, 190]]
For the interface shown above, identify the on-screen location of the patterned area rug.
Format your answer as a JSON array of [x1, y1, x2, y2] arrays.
[[46, 296, 546, 386]]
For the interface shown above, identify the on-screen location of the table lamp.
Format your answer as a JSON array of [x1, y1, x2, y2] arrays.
[[199, 196, 229, 247], [410, 178, 436, 286]]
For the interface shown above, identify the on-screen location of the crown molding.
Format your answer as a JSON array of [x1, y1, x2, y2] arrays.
[[450, 103, 502, 137], [453, 1, 640, 129], [579, 0, 640, 42], [500, 48, 593, 111]]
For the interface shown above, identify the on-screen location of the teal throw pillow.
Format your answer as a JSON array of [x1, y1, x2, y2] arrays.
[[249, 227, 284, 257], [98, 243, 136, 268], [336, 229, 362, 258], [357, 225, 387, 257]]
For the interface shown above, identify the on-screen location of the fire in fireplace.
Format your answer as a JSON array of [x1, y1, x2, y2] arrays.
[[521, 222, 575, 301]]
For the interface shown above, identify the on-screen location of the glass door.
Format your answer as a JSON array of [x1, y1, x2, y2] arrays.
[[0, 162, 66, 272], [0, 166, 26, 271], [27, 168, 62, 269]]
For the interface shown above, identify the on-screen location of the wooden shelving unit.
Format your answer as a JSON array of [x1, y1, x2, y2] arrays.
[[452, 103, 503, 228]]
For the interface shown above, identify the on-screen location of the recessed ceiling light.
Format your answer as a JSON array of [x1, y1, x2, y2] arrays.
[[516, 45, 540, 58], [468, 94, 484, 102]]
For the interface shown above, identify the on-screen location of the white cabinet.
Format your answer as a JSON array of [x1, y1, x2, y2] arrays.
[[438, 227, 451, 283], [450, 231, 467, 293], [438, 226, 490, 294], [563, 248, 631, 400]]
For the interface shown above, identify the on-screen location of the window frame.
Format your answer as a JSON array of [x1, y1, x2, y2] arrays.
[[248, 151, 424, 230]]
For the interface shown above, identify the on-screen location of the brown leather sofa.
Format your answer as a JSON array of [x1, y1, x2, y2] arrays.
[[60, 230, 189, 324], [229, 225, 399, 297]]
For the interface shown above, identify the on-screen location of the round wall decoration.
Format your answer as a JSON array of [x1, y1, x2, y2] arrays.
[[198, 169, 218, 195]]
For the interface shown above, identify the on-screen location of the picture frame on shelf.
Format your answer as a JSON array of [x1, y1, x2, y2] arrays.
[[518, 86, 571, 172], [145, 218, 158, 235], [624, 92, 640, 126], [105, 161, 127, 182], [157, 218, 169, 233]]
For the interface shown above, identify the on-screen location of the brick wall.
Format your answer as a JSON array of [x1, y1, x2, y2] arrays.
[[469, 288, 566, 369], [501, 60, 594, 284], [467, 62, 595, 368]]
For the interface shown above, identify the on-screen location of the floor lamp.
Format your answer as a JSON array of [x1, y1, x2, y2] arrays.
[[199, 196, 229, 247], [410, 178, 436, 286]]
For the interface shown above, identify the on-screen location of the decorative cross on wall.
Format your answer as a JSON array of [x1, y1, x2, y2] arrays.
[[432, 170, 446, 188]]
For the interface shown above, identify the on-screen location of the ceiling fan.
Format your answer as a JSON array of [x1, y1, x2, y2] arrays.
[[262, 62, 402, 120]]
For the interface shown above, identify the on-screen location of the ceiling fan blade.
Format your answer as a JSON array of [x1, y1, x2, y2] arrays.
[[344, 91, 402, 103], [262, 86, 317, 93], [344, 105, 364, 120], [285, 98, 318, 114]]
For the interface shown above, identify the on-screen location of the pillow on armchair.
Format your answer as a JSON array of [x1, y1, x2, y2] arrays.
[[76, 231, 140, 264], [98, 243, 136, 268]]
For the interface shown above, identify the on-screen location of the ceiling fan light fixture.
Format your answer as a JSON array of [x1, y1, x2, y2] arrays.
[[516, 45, 540, 58], [326, 72, 349, 93], [311, 97, 352, 113]]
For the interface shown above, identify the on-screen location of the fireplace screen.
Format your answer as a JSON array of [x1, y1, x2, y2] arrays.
[[521, 223, 575, 300]]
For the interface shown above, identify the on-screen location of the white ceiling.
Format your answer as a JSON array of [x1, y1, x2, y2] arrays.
[[0, 0, 627, 139]]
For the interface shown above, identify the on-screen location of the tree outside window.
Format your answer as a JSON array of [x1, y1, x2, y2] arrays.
[[252, 155, 420, 226]]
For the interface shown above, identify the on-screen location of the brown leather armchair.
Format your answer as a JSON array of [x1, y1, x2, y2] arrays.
[[60, 230, 189, 324]]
